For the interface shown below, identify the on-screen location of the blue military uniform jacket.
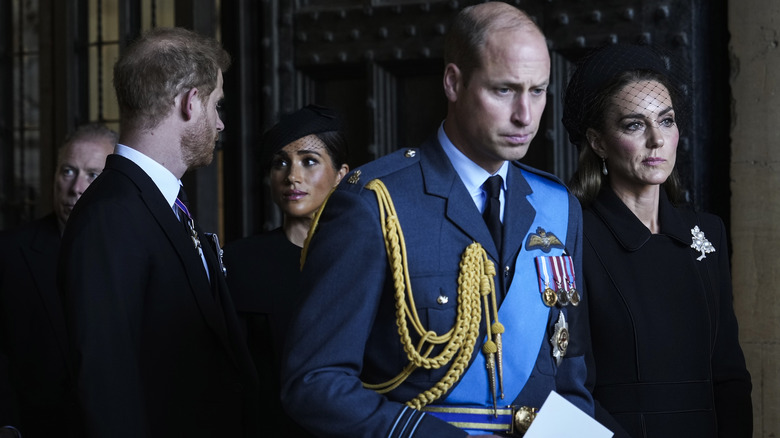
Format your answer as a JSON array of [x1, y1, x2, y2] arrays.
[[281, 137, 593, 438]]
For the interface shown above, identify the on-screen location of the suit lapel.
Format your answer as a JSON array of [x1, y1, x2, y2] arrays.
[[502, 164, 535, 262], [199, 233, 257, 379], [196, 223, 239, 367], [108, 156, 238, 367], [419, 139, 498, 258], [419, 141, 538, 262]]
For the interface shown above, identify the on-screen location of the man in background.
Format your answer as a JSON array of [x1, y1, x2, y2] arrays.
[[0, 123, 116, 438]]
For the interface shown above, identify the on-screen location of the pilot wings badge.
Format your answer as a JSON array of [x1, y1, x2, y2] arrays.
[[525, 227, 565, 253]]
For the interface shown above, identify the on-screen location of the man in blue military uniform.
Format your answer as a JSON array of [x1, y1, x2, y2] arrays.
[[281, 2, 594, 437]]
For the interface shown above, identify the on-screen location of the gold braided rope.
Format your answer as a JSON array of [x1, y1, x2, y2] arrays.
[[363, 179, 500, 410], [301, 179, 501, 410]]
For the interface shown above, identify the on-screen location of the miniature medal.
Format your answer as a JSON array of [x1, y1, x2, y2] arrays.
[[568, 283, 580, 306], [564, 256, 580, 306], [535, 256, 557, 307], [175, 197, 202, 253], [551, 258, 569, 306], [187, 223, 201, 251], [542, 285, 557, 307], [205, 232, 227, 277], [556, 282, 569, 306]]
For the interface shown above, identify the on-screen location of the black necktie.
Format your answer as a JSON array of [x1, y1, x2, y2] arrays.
[[483, 175, 503, 251]]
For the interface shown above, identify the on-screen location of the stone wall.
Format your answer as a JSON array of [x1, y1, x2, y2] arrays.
[[729, 2, 780, 436]]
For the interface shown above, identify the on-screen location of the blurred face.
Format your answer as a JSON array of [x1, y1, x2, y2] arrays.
[[270, 135, 348, 220], [443, 28, 550, 173], [183, 70, 225, 170], [53, 137, 114, 227], [591, 80, 679, 192]]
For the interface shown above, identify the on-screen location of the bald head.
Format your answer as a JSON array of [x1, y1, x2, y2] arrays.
[[444, 1, 545, 85]]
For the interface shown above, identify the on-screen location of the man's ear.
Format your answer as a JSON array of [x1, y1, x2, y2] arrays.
[[180, 88, 200, 121], [443, 63, 462, 103]]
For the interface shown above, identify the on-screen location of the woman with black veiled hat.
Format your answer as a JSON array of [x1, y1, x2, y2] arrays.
[[223, 104, 349, 437], [564, 43, 752, 437]]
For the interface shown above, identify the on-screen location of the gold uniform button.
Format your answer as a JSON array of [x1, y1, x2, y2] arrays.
[[513, 406, 537, 436]]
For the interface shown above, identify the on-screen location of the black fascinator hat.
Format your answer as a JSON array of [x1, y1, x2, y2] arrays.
[[261, 104, 344, 167], [562, 43, 679, 147]]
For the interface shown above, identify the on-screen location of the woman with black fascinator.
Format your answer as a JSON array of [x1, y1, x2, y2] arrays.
[[223, 104, 349, 437], [564, 43, 752, 437]]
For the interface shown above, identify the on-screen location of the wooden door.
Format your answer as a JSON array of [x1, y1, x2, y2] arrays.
[[220, 0, 729, 239]]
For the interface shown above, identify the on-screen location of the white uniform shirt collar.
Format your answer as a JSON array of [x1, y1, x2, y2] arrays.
[[438, 122, 508, 215]]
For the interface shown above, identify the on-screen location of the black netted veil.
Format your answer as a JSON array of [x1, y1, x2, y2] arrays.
[[561, 43, 684, 147]]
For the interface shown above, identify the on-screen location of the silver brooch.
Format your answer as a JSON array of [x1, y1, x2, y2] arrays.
[[690, 225, 715, 261]]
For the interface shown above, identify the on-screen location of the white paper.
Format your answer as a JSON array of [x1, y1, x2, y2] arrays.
[[524, 391, 613, 438]]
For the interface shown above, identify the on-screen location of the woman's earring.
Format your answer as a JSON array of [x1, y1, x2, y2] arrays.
[[601, 158, 608, 176]]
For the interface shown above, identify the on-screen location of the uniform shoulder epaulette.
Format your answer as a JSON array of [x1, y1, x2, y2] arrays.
[[340, 147, 421, 191]]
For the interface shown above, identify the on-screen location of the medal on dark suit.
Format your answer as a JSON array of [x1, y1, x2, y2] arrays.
[[175, 196, 202, 254]]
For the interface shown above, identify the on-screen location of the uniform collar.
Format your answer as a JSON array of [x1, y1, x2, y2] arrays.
[[590, 186, 691, 251], [437, 122, 509, 207]]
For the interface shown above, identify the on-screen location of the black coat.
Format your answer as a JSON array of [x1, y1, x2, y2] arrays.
[[583, 188, 752, 437], [58, 154, 259, 437], [0, 214, 75, 437], [223, 228, 313, 437]]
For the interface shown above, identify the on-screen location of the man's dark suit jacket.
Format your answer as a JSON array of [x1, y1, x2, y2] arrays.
[[0, 214, 74, 437], [58, 154, 259, 437]]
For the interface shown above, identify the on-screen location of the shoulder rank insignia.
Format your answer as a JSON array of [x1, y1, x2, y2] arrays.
[[690, 225, 715, 261], [347, 169, 362, 184], [525, 227, 565, 253]]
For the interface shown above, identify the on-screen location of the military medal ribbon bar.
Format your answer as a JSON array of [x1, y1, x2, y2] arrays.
[[534, 256, 579, 307]]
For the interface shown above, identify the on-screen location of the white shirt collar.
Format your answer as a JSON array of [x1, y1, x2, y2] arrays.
[[437, 122, 508, 213], [115, 144, 182, 209]]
